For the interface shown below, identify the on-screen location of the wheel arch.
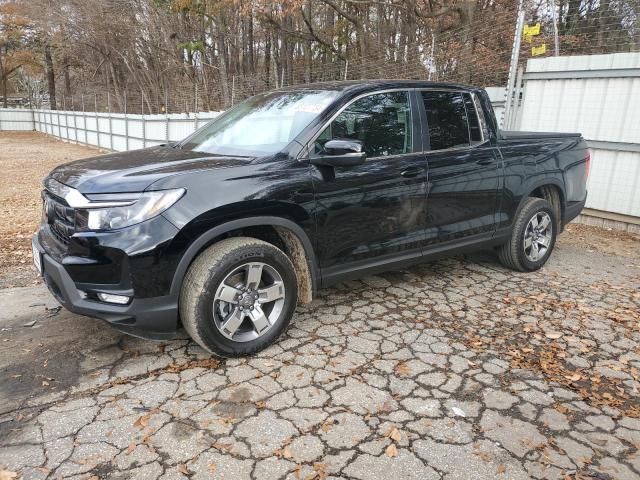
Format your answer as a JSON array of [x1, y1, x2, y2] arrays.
[[169, 216, 319, 304], [517, 179, 566, 228]]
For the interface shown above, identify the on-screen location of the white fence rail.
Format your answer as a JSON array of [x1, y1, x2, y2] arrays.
[[35, 110, 221, 151], [0, 108, 222, 151], [0, 108, 33, 131]]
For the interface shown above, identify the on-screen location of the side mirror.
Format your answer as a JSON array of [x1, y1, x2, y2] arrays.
[[310, 139, 366, 167]]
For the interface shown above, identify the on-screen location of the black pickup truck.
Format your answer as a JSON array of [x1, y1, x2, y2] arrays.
[[33, 80, 589, 356]]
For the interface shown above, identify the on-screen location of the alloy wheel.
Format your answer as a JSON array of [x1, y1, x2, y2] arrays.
[[213, 262, 286, 342], [523, 211, 553, 262]]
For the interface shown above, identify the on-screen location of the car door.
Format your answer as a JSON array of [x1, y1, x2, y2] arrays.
[[308, 90, 428, 282], [418, 90, 501, 245]]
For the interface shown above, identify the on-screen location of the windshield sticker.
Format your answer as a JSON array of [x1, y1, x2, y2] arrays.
[[294, 103, 329, 113]]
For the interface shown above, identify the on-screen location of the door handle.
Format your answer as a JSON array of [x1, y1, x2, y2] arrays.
[[400, 167, 422, 178]]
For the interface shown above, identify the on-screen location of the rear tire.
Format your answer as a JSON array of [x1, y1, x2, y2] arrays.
[[180, 237, 298, 357], [497, 198, 557, 272]]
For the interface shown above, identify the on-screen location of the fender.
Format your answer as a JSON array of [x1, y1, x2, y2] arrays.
[[514, 177, 566, 223], [169, 216, 319, 297]]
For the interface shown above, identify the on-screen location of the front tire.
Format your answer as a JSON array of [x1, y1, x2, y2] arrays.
[[180, 237, 298, 357], [497, 198, 557, 272]]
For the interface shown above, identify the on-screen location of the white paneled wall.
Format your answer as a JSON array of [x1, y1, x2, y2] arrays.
[[42, 110, 220, 151], [484, 87, 506, 128], [0, 109, 222, 152], [0, 108, 34, 131], [517, 53, 640, 218]]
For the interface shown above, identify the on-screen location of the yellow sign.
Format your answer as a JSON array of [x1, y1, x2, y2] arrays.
[[532, 44, 547, 56], [524, 23, 541, 36]]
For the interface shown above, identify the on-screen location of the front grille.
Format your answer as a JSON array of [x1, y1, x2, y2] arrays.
[[44, 191, 76, 246]]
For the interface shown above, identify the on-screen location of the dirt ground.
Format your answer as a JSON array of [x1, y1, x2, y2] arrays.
[[0, 132, 102, 288], [1, 132, 639, 480]]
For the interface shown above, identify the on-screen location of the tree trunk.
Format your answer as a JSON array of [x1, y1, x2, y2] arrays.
[[597, 0, 609, 50], [1, 73, 7, 108], [45, 43, 57, 110], [460, 1, 476, 83], [1, 49, 7, 108]]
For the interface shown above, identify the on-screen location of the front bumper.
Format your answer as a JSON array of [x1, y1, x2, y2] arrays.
[[33, 234, 181, 340]]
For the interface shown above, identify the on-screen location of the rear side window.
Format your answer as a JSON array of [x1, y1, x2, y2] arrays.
[[421, 91, 469, 150], [421, 91, 485, 150], [315, 91, 412, 158]]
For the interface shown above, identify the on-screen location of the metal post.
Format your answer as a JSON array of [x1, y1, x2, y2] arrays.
[[124, 91, 129, 151], [73, 96, 78, 143], [107, 92, 113, 151], [82, 95, 86, 144], [96, 94, 101, 149], [503, 3, 525, 130], [550, 0, 560, 56], [509, 66, 525, 130], [142, 110, 146, 148], [195, 84, 198, 113], [56, 100, 61, 139], [165, 106, 170, 143], [344, 60, 349, 80]]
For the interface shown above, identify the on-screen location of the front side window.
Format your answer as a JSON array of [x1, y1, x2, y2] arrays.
[[315, 91, 412, 158], [181, 90, 340, 156], [421, 91, 470, 151]]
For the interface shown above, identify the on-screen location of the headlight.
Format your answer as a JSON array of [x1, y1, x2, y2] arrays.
[[76, 189, 185, 231]]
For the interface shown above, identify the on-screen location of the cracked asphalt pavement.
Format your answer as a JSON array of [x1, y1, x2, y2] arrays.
[[1, 226, 639, 480]]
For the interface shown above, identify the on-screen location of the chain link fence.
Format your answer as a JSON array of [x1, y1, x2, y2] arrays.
[[23, 0, 640, 115]]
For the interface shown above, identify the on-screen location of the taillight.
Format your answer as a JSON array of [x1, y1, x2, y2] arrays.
[[584, 151, 591, 180]]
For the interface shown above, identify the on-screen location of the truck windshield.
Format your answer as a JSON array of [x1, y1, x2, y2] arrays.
[[180, 90, 339, 157]]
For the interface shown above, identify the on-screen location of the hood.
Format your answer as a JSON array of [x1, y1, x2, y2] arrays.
[[49, 146, 252, 193]]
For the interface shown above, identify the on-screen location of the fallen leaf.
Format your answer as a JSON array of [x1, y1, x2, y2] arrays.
[[133, 414, 150, 429], [545, 332, 562, 339], [0, 471, 18, 480], [177, 464, 190, 475], [387, 426, 402, 442], [209, 463, 217, 473], [386, 443, 398, 457], [497, 464, 507, 474], [320, 420, 333, 433], [292, 464, 302, 479], [394, 362, 411, 376], [126, 443, 137, 455], [212, 442, 233, 452]]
